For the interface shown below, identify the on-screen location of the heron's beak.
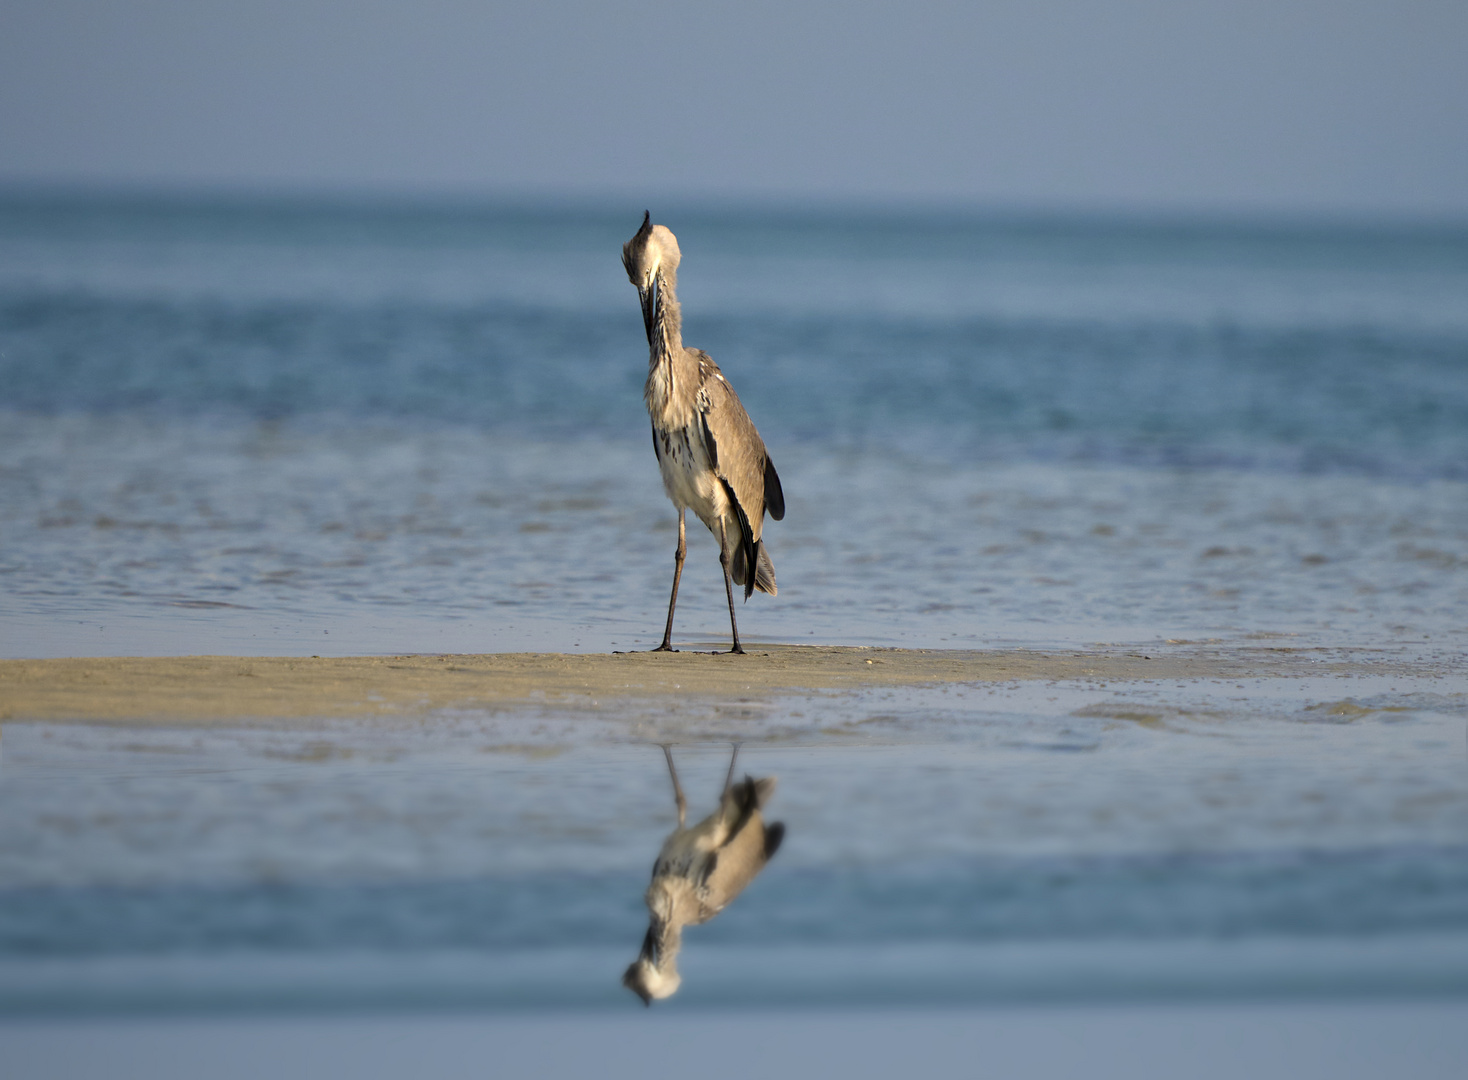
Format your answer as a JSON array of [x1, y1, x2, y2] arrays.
[[637, 277, 658, 345]]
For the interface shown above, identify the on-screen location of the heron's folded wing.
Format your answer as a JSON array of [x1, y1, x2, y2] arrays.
[[764, 455, 784, 521], [698, 813, 781, 919], [694, 352, 773, 535]]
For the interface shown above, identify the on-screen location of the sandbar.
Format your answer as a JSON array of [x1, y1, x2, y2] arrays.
[[0, 643, 1414, 724]]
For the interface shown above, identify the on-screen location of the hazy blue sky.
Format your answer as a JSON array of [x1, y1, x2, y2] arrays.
[[2, 0, 1464, 216]]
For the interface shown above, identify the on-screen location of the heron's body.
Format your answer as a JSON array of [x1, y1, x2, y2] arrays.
[[623, 746, 784, 1004], [623, 213, 784, 652], [646, 355, 729, 538]]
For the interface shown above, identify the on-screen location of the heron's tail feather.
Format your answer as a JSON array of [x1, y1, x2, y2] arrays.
[[721, 775, 778, 831], [744, 775, 777, 809], [729, 537, 777, 597], [752, 542, 776, 596]]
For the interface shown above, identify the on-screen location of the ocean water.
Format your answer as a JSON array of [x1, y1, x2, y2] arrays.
[[1, 193, 1467, 1019], [2, 193, 1466, 656]]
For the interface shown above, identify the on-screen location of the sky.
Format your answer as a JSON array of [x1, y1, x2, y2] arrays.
[[1, 0, 1465, 218]]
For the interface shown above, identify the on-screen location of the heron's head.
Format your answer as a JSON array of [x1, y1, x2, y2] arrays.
[[622, 211, 680, 344]]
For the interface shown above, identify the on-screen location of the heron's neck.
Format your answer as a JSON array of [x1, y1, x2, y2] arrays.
[[649, 269, 683, 365], [645, 270, 695, 425]]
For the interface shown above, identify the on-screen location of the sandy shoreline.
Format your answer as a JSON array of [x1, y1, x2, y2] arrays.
[[0, 643, 1418, 724]]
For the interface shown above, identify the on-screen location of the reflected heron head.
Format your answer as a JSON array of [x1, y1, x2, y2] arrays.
[[622, 955, 681, 1006], [623, 921, 682, 1005]]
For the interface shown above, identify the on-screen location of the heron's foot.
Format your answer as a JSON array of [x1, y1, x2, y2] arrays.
[[727, 644, 746, 655], [651, 642, 679, 653]]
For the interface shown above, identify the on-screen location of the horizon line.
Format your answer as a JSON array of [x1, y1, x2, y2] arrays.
[[2, 177, 1466, 236]]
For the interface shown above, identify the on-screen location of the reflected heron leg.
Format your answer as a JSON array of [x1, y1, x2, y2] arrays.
[[661, 743, 687, 827]]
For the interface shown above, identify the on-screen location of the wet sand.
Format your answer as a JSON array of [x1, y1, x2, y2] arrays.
[[0, 643, 1416, 724]]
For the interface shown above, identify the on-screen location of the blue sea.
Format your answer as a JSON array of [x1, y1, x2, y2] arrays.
[[2, 194, 1466, 655], [1, 193, 1466, 1054]]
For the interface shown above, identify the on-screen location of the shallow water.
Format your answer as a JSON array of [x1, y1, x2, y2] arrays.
[[2, 672, 1465, 1010], [7, 1004, 1468, 1080], [2, 418, 1465, 657]]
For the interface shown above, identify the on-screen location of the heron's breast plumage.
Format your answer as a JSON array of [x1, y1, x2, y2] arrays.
[[654, 423, 728, 527], [647, 353, 734, 534]]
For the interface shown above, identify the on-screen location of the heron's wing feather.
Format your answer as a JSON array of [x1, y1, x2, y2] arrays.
[[692, 351, 779, 595], [763, 821, 785, 860], [764, 456, 785, 521], [693, 353, 769, 530], [696, 778, 782, 918]]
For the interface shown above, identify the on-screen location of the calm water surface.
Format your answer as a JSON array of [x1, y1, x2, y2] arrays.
[[2, 676, 1466, 1010]]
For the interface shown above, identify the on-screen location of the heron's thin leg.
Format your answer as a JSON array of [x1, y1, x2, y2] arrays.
[[662, 744, 687, 827], [655, 511, 686, 652], [723, 743, 740, 795], [717, 518, 745, 654]]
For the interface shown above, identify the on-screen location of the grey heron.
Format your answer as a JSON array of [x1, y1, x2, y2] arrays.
[[623, 744, 785, 1005], [622, 212, 785, 654]]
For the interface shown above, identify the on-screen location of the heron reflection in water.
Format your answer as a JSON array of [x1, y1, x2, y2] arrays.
[[624, 745, 785, 1005]]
